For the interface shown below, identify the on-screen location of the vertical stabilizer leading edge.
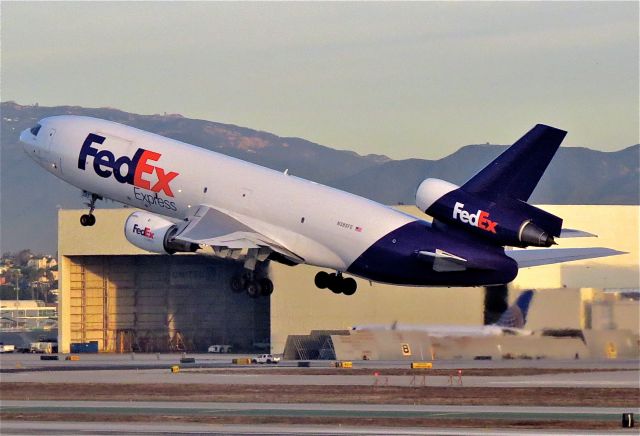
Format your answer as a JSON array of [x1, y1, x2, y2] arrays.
[[494, 290, 534, 328]]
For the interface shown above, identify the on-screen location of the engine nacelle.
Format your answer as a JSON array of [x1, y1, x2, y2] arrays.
[[416, 178, 561, 248], [124, 211, 198, 254]]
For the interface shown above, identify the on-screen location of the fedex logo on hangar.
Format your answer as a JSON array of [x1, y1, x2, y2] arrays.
[[78, 133, 179, 197], [453, 202, 498, 234]]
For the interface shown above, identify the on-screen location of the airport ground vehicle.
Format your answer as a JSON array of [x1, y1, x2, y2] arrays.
[[0, 343, 15, 353], [29, 341, 57, 354], [207, 345, 233, 353], [252, 354, 280, 364]]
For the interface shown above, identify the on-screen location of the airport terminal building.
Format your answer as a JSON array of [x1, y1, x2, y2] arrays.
[[57, 205, 639, 358]]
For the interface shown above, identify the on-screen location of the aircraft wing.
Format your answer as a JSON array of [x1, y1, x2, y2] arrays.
[[506, 247, 625, 268], [174, 205, 304, 264]]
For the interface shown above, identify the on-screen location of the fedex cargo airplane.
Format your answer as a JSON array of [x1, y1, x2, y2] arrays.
[[20, 117, 623, 297], [352, 290, 535, 337]]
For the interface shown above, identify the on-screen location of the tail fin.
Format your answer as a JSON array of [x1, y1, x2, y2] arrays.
[[462, 124, 567, 202], [495, 290, 534, 328]]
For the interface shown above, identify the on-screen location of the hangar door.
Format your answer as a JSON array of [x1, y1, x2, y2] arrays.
[[68, 255, 270, 352]]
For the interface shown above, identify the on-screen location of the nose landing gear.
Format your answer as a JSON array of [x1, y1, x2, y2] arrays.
[[80, 192, 101, 227], [314, 271, 357, 295]]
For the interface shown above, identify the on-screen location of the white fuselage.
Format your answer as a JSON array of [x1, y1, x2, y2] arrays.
[[20, 116, 418, 271], [351, 324, 531, 337]]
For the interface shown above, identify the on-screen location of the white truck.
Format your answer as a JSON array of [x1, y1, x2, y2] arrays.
[[0, 343, 15, 353], [251, 354, 280, 364]]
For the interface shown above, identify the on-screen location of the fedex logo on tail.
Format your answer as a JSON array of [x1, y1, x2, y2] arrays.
[[132, 223, 154, 239], [453, 202, 498, 234], [78, 133, 179, 197]]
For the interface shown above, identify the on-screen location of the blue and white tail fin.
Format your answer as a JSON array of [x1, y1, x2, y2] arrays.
[[495, 290, 534, 328]]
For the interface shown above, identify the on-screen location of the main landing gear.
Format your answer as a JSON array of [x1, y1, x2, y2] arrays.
[[314, 271, 357, 296], [230, 271, 274, 299], [80, 193, 101, 227]]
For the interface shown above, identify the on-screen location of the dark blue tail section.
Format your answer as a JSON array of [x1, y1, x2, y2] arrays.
[[495, 290, 534, 328], [462, 124, 567, 202]]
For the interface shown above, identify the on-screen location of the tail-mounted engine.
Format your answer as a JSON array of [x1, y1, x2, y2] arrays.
[[416, 178, 562, 248], [124, 211, 198, 254]]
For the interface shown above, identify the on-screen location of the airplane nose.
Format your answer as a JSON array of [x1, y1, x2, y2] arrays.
[[19, 128, 35, 150], [19, 128, 31, 144], [20, 123, 42, 152]]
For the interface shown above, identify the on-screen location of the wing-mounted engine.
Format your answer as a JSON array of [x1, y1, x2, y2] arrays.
[[415, 178, 562, 248], [124, 211, 198, 254]]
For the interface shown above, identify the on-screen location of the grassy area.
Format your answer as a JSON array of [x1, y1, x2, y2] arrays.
[[1, 383, 637, 407]]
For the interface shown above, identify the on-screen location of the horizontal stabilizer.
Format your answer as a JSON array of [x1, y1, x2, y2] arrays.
[[559, 228, 597, 238], [506, 247, 625, 268], [418, 249, 467, 272]]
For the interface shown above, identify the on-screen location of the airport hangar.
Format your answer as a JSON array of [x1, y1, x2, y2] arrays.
[[57, 205, 639, 358]]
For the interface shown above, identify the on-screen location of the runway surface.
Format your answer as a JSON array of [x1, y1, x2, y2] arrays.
[[1, 367, 637, 388], [3, 420, 635, 436], [2, 353, 639, 371], [3, 400, 638, 419], [2, 400, 638, 435], [2, 354, 638, 433]]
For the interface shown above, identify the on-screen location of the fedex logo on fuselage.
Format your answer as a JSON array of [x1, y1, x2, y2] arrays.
[[78, 133, 179, 197], [132, 223, 154, 239], [453, 202, 498, 234]]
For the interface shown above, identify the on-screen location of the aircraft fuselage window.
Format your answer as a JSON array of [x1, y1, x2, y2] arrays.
[[30, 124, 42, 136]]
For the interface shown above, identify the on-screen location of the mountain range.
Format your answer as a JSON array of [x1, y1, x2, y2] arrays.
[[1, 101, 638, 254]]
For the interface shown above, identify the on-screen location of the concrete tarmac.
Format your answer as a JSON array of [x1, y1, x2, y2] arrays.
[[2, 400, 638, 428], [2, 355, 638, 433], [2, 420, 636, 436], [3, 399, 638, 416], [2, 354, 639, 371], [1, 367, 637, 388]]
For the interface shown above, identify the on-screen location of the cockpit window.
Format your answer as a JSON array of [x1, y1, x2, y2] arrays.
[[30, 124, 42, 136]]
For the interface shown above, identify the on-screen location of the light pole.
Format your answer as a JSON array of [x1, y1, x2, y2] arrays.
[[15, 270, 21, 301]]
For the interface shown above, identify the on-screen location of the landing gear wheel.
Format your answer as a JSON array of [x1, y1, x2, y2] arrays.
[[259, 278, 274, 296], [80, 214, 95, 227], [342, 278, 357, 296], [230, 275, 244, 293], [328, 273, 342, 294], [246, 281, 260, 298], [322, 272, 357, 296], [314, 271, 330, 289]]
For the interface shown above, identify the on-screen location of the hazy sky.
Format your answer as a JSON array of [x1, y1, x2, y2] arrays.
[[2, 2, 638, 159]]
